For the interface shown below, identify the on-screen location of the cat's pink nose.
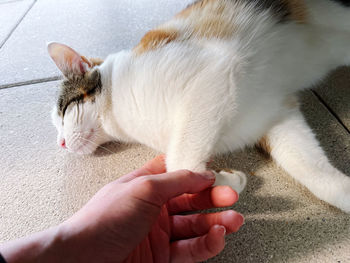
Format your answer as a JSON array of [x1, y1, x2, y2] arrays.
[[60, 139, 66, 149]]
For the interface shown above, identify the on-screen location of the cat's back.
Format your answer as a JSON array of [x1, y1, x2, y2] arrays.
[[132, 0, 350, 65], [133, 0, 308, 56]]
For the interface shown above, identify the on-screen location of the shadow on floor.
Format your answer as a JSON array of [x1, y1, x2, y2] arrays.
[[211, 215, 350, 263], [93, 141, 131, 157], [206, 87, 350, 262]]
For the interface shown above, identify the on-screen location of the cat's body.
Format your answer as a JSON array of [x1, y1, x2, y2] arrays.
[[49, 0, 350, 213]]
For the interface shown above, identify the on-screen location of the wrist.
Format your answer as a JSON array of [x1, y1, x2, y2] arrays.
[[53, 219, 98, 263], [0, 226, 64, 263]]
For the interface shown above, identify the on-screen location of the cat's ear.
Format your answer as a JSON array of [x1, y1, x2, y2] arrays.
[[47, 42, 92, 78]]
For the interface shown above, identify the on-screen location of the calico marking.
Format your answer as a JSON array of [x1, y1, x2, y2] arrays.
[[249, 0, 307, 23], [179, 0, 307, 23], [176, 0, 214, 18], [330, 0, 350, 7], [88, 57, 104, 67], [256, 136, 272, 157], [186, 0, 237, 39], [134, 29, 178, 55], [57, 57, 103, 117], [134, 0, 307, 55], [281, 0, 308, 23], [58, 68, 102, 117]]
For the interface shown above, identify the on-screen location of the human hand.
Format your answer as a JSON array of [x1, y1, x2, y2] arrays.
[[58, 155, 244, 262], [0, 155, 244, 263]]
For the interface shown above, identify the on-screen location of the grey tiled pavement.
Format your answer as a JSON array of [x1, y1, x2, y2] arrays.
[[0, 0, 34, 48], [315, 66, 350, 131], [0, 1, 349, 262], [0, 0, 190, 87]]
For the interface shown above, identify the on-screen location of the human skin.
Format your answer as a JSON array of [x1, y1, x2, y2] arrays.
[[1, 155, 244, 263]]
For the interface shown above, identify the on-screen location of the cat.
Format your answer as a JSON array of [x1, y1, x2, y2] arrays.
[[48, 0, 350, 213]]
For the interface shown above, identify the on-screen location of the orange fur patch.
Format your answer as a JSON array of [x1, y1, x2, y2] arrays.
[[81, 56, 104, 67], [134, 29, 178, 55], [89, 57, 104, 66], [282, 0, 308, 23], [257, 136, 272, 155], [194, 17, 236, 39], [176, 0, 210, 18], [178, 0, 235, 39], [134, 0, 307, 55], [81, 56, 92, 67], [179, 0, 308, 24]]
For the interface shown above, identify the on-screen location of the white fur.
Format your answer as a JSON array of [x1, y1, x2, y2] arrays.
[[52, 101, 111, 155], [52, 1, 350, 212], [266, 109, 350, 212]]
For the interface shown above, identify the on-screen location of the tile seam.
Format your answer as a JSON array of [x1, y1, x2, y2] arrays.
[[0, 76, 62, 90], [0, 0, 26, 5], [0, 0, 37, 49], [311, 89, 350, 134]]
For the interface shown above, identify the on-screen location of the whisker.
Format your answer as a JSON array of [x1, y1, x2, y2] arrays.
[[79, 136, 117, 155], [93, 135, 120, 146], [76, 130, 120, 146]]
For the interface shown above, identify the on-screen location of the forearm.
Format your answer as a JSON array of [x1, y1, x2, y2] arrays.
[[0, 226, 63, 263]]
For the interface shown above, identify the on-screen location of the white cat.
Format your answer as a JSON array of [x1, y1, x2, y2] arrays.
[[49, 0, 350, 213]]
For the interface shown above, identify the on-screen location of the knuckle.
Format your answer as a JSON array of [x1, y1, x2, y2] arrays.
[[135, 176, 156, 193], [179, 169, 194, 177]]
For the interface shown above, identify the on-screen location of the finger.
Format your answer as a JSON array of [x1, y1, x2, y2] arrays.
[[167, 186, 238, 215], [134, 170, 216, 206], [170, 225, 226, 263], [117, 155, 166, 183], [170, 210, 244, 240]]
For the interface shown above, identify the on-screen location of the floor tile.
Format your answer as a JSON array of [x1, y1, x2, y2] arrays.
[[313, 66, 350, 131], [0, 0, 191, 87], [0, 0, 34, 47]]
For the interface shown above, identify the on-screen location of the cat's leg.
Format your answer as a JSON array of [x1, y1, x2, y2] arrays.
[[262, 108, 350, 213], [166, 131, 247, 194], [167, 157, 247, 194], [166, 102, 247, 194]]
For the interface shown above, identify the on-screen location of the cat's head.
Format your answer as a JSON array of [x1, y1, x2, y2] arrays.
[[48, 42, 111, 155]]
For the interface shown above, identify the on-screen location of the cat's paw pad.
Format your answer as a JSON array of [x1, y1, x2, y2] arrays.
[[213, 169, 247, 194]]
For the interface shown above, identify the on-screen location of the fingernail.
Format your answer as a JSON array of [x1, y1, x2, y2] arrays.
[[199, 171, 215, 180], [221, 225, 227, 235], [238, 213, 245, 226], [217, 225, 226, 235]]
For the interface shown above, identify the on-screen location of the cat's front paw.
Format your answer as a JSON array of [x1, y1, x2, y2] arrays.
[[213, 169, 247, 194]]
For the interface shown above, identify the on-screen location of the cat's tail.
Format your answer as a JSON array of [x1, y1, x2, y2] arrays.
[[259, 108, 350, 213]]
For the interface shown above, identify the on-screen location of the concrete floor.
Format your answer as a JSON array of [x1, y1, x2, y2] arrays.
[[0, 0, 349, 262]]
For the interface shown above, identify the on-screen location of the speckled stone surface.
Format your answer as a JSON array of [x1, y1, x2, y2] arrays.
[[314, 66, 350, 131], [0, 0, 350, 262], [0, 0, 191, 87], [0, 0, 34, 47]]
